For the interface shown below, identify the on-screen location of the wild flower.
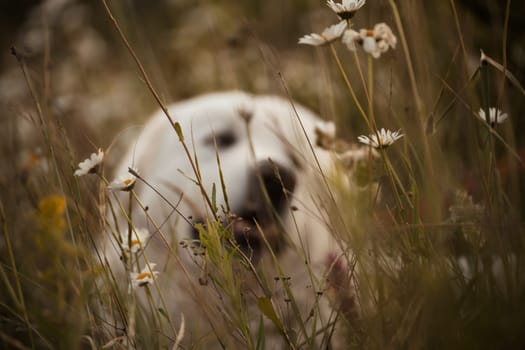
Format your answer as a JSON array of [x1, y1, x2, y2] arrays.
[[478, 107, 508, 126], [125, 228, 150, 254], [298, 21, 347, 46], [341, 29, 360, 50], [74, 148, 104, 176], [20, 147, 49, 176], [36, 194, 67, 234], [108, 168, 137, 191], [131, 263, 159, 288], [326, 0, 366, 20], [358, 128, 404, 148], [343, 23, 397, 58]]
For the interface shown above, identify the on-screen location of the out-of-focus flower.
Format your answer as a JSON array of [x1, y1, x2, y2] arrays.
[[358, 128, 404, 148], [478, 107, 508, 126], [326, 0, 366, 20], [20, 147, 49, 176], [74, 149, 104, 176], [125, 228, 150, 254], [108, 168, 137, 191], [37, 194, 67, 234], [341, 29, 360, 51], [34, 194, 75, 256], [343, 23, 397, 58], [131, 263, 159, 288], [298, 21, 347, 46]]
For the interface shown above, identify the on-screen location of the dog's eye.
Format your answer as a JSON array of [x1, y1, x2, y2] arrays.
[[204, 131, 237, 149]]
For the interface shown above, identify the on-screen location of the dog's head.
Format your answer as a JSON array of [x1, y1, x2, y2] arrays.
[[123, 91, 338, 263]]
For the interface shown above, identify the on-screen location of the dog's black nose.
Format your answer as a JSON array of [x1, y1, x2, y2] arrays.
[[190, 160, 297, 261], [231, 160, 296, 258]]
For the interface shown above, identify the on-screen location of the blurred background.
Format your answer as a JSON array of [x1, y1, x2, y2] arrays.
[[1, 0, 524, 148]]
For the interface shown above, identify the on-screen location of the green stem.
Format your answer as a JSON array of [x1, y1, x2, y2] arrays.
[[367, 55, 376, 131], [0, 201, 35, 348], [480, 56, 497, 208], [496, 0, 511, 105], [387, 0, 422, 114], [329, 44, 370, 129], [352, 49, 371, 107], [100, 0, 218, 221], [129, 191, 186, 340]]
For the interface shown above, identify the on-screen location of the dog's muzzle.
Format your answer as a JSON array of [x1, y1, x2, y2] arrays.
[[193, 160, 297, 260]]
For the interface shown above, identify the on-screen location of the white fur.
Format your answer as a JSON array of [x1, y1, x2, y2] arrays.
[[102, 91, 346, 348]]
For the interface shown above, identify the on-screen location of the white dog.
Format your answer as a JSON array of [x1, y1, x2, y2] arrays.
[[101, 91, 351, 349]]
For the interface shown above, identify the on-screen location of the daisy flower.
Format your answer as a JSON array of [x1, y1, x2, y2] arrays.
[[131, 263, 159, 288], [125, 228, 150, 254], [341, 29, 360, 51], [327, 0, 366, 20], [343, 23, 397, 58], [298, 21, 347, 46], [478, 107, 508, 126], [358, 128, 404, 149], [108, 168, 138, 191], [74, 148, 104, 176]]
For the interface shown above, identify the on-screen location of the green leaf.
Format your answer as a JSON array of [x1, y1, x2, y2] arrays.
[[256, 314, 266, 350], [257, 297, 284, 333], [211, 183, 217, 213], [174, 122, 184, 141]]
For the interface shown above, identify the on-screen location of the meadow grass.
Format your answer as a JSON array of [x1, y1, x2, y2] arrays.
[[1, 0, 524, 349]]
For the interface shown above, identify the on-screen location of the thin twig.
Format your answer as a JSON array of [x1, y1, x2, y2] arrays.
[[100, 0, 218, 221]]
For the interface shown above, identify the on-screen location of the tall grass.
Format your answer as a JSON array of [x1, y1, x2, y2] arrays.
[[1, 0, 524, 349]]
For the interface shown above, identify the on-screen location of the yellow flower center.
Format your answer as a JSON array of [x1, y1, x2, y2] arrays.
[[123, 178, 133, 186], [136, 272, 151, 281]]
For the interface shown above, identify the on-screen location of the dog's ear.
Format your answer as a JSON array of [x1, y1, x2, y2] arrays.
[[313, 120, 336, 150], [316, 120, 336, 136]]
